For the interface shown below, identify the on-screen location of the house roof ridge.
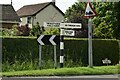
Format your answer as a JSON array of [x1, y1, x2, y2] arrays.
[[17, 2, 53, 17], [17, 2, 64, 17], [22, 2, 51, 7]]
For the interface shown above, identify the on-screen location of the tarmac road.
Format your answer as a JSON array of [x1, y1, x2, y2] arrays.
[[1, 75, 120, 80]]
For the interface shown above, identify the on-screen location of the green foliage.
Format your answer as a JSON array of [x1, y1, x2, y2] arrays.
[[2, 37, 119, 72], [2, 60, 39, 72], [65, 2, 86, 23], [2, 25, 21, 36], [2, 24, 31, 36], [65, 2, 120, 39], [92, 2, 119, 39], [30, 22, 45, 36], [64, 39, 119, 66], [2, 37, 38, 64], [65, 2, 87, 26], [93, 21, 113, 38], [112, 2, 120, 39], [2, 66, 118, 77], [43, 28, 60, 35], [64, 2, 88, 37]]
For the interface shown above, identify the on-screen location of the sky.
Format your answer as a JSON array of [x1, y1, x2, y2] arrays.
[[0, 0, 78, 13]]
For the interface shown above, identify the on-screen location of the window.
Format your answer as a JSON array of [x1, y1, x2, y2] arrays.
[[27, 16, 31, 24], [34, 16, 36, 19], [20, 18, 22, 21]]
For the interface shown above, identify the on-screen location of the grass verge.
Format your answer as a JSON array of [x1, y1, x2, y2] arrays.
[[2, 66, 119, 77]]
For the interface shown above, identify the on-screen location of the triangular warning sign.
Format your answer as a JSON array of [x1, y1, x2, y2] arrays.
[[84, 2, 97, 18]]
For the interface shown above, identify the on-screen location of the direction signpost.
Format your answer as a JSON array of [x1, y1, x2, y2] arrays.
[[43, 22, 82, 68], [59, 23, 82, 68], [83, 2, 97, 68], [60, 23, 82, 29]]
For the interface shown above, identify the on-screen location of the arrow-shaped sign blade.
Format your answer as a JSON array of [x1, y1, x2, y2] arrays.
[[49, 35, 56, 45], [37, 35, 45, 45]]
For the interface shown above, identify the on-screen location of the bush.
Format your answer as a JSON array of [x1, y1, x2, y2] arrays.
[[64, 39, 119, 66], [2, 37, 119, 71], [30, 22, 45, 36], [17, 24, 31, 36], [2, 25, 20, 36], [2, 24, 31, 36], [43, 28, 60, 35]]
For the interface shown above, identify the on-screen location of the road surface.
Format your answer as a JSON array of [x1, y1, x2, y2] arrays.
[[1, 75, 120, 80]]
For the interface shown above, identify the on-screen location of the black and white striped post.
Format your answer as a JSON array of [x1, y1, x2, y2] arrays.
[[60, 29, 64, 68]]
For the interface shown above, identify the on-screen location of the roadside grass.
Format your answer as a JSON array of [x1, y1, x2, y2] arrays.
[[2, 66, 119, 77]]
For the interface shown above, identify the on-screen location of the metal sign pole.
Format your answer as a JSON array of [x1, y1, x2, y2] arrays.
[[83, 1, 97, 68], [88, 18, 93, 68], [39, 45, 42, 68], [54, 45, 57, 69]]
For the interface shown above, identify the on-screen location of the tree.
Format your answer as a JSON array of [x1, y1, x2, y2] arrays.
[[112, 1, 120, 39], [92, 2, 120, 39], [92, 2, 115, 39], [65, 2, 120, 39], [93, 21, 113, 38], [65, 2, 85, 23], [65, 2, 88, 38], [30, 22, 45, 36]]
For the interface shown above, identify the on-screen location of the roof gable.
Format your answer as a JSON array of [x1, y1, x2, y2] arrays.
[[0, 4, 21, 22], [17, 2, 64, 17]]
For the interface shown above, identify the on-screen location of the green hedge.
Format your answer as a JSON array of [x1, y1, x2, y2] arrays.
[[2, 37, 119, 69], [64, 39, 119, 66]]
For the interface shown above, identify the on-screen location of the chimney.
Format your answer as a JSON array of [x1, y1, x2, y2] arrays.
[[52, 0, 55, 5], [11, 0, 12, 5]]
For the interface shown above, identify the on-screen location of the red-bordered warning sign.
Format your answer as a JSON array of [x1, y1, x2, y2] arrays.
[[83, 2, 97, 18]]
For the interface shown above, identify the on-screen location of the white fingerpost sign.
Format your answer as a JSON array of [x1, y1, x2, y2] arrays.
[[43, 22, 60, 28], [64, 30, 75, 36], [60, 23, 82, 29]]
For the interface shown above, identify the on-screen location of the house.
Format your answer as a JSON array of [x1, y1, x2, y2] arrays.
[[16, 1, 64, 28], [0, 4, 21, 29]]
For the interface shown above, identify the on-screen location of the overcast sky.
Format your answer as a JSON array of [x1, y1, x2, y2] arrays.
[[0, 0, 78, 13]]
